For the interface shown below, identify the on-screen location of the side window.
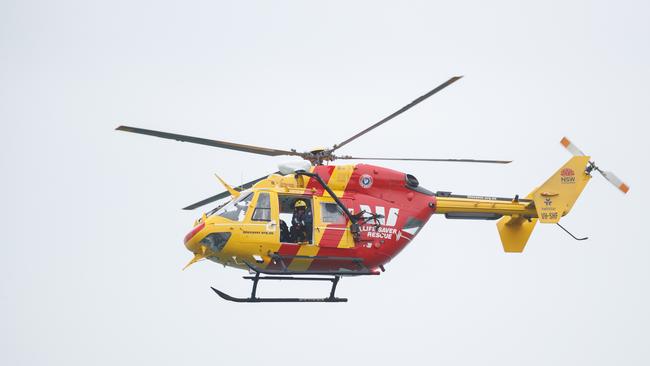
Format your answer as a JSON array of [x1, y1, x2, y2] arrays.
[[321, 202, 345, 224], [252, 192, 271, 221]]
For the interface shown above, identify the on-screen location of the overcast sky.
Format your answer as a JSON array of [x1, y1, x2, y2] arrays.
[[2, 1, 649, 365]]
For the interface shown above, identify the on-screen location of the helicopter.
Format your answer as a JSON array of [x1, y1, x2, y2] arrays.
[[116, 76, 629, 303]]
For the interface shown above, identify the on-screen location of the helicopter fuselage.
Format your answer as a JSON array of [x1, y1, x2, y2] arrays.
[[184, 164, 437, 273]]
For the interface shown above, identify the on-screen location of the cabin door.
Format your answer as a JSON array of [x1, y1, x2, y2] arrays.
[[314, 197, 354, 248], [240, 191, 280, 244]]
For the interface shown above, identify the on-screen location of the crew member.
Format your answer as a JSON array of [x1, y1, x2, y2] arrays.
[[290, 199, 312, 243]]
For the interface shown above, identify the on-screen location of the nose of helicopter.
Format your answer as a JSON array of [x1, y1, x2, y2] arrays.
[[184, 221, 205, 253]]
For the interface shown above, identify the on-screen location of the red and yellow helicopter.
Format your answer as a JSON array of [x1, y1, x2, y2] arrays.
[[117, 76, 629, 303]]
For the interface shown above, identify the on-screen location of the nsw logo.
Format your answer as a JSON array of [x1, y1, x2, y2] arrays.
[[560, 168, 576, 184]]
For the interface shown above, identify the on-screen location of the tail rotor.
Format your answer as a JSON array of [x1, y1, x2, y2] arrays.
[[561, 137, 630, 194]]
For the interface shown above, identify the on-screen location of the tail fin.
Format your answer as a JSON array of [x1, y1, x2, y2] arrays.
[[529, 155, 592, 224], [497, 155, 593, 252], [497, 136, 629, 252]]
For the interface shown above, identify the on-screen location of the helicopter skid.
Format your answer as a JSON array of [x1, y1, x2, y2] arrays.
[[211, 274, 348, 303], [212, 256, 380, 303], [211, 286, 347, 303]]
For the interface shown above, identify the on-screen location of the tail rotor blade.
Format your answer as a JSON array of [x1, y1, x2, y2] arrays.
[[560, 137, 629, 194], [560, 136, 587, 156], [599, 170, 630, 194]]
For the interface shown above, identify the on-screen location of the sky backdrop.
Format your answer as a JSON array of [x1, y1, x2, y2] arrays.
[[2, 1, 650, 365]]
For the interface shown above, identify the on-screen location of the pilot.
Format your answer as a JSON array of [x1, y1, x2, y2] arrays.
[[290, 199, 312, 243]]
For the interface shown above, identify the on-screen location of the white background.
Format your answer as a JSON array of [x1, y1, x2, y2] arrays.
[[2, 1, 649, 365]]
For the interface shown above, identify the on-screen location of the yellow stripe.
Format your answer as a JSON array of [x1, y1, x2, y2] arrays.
[[313, 223, 326, 246], [326, 165, 354, 193], [287, 244, 320, 271], [336, 229, 354, 249], [325, 165, 356, 249]]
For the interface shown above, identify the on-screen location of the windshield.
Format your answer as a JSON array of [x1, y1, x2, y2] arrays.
[[208, 192, 254, 222]]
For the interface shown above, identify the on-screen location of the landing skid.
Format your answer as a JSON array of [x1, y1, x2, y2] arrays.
[[211, 257, 379, 303], [212, 274, 347, 303]]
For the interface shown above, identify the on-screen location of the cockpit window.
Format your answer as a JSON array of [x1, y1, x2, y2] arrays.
[[210, 192, 254, 222], [252, 192, 271, 222]]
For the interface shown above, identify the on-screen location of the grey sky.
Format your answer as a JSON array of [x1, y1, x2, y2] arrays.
[[2, 1, 649, 365]]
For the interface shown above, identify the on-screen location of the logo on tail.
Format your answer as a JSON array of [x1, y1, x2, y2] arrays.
[[560, 168, 576, 184]]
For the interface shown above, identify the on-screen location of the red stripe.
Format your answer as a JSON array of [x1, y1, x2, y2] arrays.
[[305, 165, 335, 194], [317, 224, 346, 248], [266, 243, 301, 270]]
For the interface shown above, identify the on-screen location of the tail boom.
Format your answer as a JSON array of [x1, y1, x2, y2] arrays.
[[434, 156, 594, 252], [435, 194, 536, 218]]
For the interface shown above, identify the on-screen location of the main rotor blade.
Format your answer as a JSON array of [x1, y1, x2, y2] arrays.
[[330, 76, 463, 152], [183, 172, 279, 210], [183, 192, 232, 211], [116, 126, 298, 157], [335, 156, 511, 164]]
